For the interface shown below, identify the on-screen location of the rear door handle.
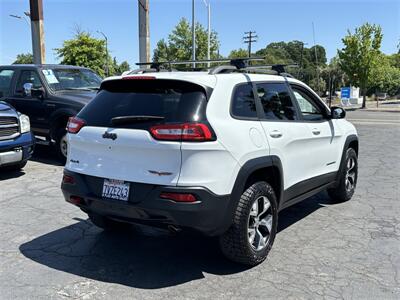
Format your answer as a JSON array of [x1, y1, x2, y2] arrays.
[[312, 128, 321, 135], [270, 130, 282, 138]]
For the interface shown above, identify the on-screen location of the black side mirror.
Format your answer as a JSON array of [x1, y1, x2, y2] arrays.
[[331, 106, 346, 119], [31, 88, 45, 100]]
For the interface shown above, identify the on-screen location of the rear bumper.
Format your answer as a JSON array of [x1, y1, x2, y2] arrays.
[[0, 132, 35, 167], [61, 169, 232, 236]]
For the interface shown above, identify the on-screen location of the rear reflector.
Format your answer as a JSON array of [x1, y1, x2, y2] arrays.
[[68, 195, 83, 205], [122, 76, 156, 80], [150, 123, 213, 141], [160, 192, 197, 203], [67, 117, 86, 134], [62, 174, 75, 185]]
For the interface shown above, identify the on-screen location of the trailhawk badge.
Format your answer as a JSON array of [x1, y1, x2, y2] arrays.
[[148, 170, 173, 176]]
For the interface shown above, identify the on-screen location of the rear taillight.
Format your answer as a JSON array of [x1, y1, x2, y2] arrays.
[[67, 117, 85, 134], [160, 192, 197, 203], [150, 123, 213, 141]]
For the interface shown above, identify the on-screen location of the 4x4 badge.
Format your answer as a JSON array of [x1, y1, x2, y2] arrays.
[[102, 132, 117, 140]]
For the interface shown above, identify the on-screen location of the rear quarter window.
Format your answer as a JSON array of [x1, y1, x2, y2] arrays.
[[231, 83, 258, 119], [78, 79, 209, 129]]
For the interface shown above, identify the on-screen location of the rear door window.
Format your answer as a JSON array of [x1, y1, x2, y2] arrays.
[[78, 79, 208, 129], [0, 69, 15, 97]]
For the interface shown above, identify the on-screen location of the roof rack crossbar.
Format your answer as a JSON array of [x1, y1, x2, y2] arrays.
[[134, 59, 298, 77]]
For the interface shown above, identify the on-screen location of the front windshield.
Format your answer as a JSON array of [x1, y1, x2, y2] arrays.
[[42, 68, 102, 91]]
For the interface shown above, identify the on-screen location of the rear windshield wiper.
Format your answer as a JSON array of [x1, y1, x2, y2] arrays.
[[111, 115, 165, 125]]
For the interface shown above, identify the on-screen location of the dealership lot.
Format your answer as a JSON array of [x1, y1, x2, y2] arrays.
[[0, 110, 399, 299]]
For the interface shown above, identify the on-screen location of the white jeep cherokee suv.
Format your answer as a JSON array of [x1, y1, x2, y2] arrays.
[[61, 61, 358, 266]]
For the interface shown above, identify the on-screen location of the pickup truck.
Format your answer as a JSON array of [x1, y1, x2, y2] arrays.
[[0, 64, 101, 159], [0, 101, 35, 170]]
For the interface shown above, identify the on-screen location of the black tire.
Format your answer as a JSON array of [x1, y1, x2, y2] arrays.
[[328, 148, 358, 202], [219, 181, 278, 266], [88, 213, 130, 232], [54, 128, 68, 162]]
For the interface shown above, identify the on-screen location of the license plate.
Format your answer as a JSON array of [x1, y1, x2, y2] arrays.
[[102, 179, 130, 201]]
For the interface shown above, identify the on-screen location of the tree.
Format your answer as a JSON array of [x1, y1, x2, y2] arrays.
[[368, 53, 400, 96], [55, 31, 129, 77], [153, 18, 220, 64], [228, 48, 248, 58], [338, 23, 383, 108], [118, 61, 130, 74], [13, 53, 33, 64], [55, 31, 108, 76]]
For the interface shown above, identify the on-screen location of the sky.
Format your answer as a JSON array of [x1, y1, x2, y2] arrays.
[[0, 0, 399, 66]]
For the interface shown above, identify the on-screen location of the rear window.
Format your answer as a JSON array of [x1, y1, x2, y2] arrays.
[[78, 79, 209, 129]]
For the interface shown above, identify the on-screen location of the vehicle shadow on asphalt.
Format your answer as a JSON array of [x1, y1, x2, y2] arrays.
[[0, 169, 25, 181], [30, 144, 64, 166], [19, 192, 335, 289]]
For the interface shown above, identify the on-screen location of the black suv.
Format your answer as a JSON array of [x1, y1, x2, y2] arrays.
[[0, 65, 101, 159]]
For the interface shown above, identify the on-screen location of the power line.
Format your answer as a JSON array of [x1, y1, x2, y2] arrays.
[[243, 31, 258, 58]]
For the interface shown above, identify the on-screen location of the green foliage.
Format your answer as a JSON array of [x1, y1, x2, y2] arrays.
[[228, 48, 248, 58], [117, 61, 130, 74], [55, 31, 107, 76], [320, 55, 348, 94], [55, 31, 129, 77], [153, 18, 220, 63], [254, 41, 327, 89], [368, 53, 400, 96], [338, 23, 383, 107], [308, 77, 326, 93], [13, 53, 33, 64]]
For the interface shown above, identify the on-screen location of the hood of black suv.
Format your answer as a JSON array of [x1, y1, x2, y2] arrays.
[[55, 90, 97, 105]]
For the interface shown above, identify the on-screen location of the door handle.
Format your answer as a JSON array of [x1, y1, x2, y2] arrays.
[[312, 128, 321, 135], [270, 130, 283, 138]]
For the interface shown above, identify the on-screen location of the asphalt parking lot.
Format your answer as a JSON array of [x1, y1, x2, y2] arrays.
[[0, 110, 399, 300]]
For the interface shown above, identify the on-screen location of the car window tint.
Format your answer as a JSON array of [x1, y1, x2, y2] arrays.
[[0, 69, 15, 98], [256, 83, 297, 120], [291, 88, 324, 121], [16, 70, 43, 94], [78, 79, 208, 129], [231, 83, 257, 119]]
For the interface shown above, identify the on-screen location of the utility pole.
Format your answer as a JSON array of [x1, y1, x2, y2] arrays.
[[312, 22, 320, 95], [202, 0, 211, 67], [97, 31, 109, 76], [29, 0, 45, 64], [243, 31, 257, 58], [138, 0, 150, 68], [192, 0, 196, 67], [298, 42, 308, 79]]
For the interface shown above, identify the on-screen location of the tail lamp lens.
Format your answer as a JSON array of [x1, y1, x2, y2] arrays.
[[150, 123, 213, 141], [67, 117, 86, 134]]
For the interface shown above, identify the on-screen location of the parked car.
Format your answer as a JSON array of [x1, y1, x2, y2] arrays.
[[0, 101, 34, 170], [61, 60, 358, 266], [0, 64, 101, 160]]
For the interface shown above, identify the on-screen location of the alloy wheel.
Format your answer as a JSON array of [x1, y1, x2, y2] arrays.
[[248, 196, 273, 251], [345, 157, 356, 192]]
